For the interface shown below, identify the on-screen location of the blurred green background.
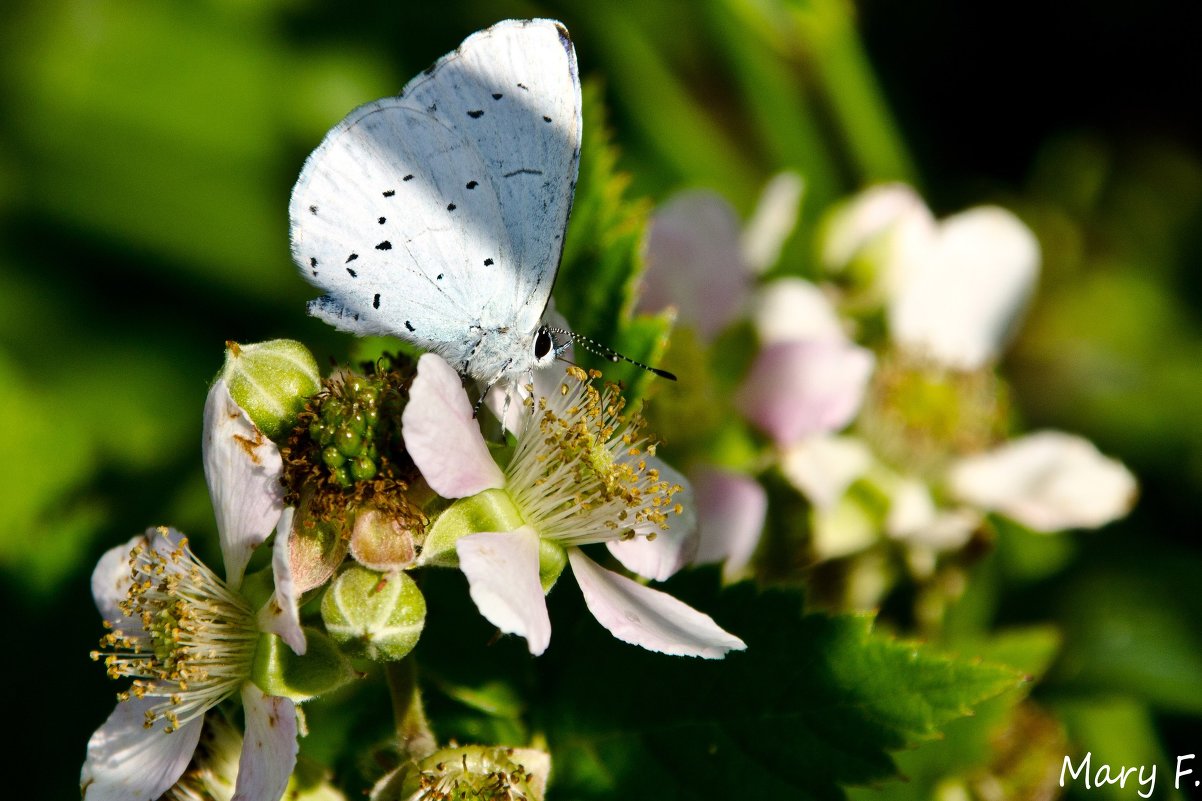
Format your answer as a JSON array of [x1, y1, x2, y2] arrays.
[[4, 0, 1200, 798]]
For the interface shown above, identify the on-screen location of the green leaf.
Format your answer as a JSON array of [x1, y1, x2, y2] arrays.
[[537, 571, 1022, 799]]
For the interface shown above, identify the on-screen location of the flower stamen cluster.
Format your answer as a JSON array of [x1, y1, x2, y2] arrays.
[[507, 366, 683, 547], [91, 529, 257, 734]]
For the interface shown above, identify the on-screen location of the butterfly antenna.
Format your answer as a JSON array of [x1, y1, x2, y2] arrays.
[[549, 327, 677, 381]]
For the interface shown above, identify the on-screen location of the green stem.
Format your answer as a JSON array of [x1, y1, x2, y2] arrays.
[[386, 658, 437, 760]]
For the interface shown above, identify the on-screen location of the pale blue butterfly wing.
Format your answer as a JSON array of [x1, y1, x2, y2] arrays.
[[289, 19, 581, 383]]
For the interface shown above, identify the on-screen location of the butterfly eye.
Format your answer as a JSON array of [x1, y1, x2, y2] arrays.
[[534, 327, 554, 362]]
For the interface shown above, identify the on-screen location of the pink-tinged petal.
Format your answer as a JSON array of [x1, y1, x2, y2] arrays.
[[738, 341, 875, 448], [947, 431, 1137, 532], [257, 508, 307, 655], [81, 697, 203, 801], [752, 278, 845, 345], [403, 354, 505, 499], [889, 206, 1040, 370], [639, 191, 748, 341], [780, 435, 873, 508], [607, 459, 698, 582], [691, 467, 767, 579], [741, 172, 804, 274], [568, 548, 746, 659], [457, 528, 551, 655], [231, 686, 298, 801], [203, 379, 285, 589]]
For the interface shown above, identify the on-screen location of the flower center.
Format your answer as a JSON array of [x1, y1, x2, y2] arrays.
[[91, 529, 258, 734], [505, 367, 683, 547]]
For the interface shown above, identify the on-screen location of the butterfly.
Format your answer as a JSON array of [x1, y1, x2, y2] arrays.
[[290, 19, 582, 389]]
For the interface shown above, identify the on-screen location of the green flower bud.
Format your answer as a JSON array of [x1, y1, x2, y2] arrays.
[[289, 500, 350, 593], [321, 566, 426, 661], [222, 339, 321, 440], [251, 627, 356, 701]]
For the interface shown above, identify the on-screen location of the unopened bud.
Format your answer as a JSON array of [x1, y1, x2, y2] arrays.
[[321, 566, 426, 661], [251, 627, 356, 701], [222, 339, 321, 440], [350, 507, 418, 572]]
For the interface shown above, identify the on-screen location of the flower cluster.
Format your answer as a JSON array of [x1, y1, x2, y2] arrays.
[[83, 335, 739, 801], [638, 178, 1137, 604]]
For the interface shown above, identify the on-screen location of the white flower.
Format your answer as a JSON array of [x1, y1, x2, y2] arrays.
[[402, 353, 745, 658], [947, 431, 1137, 531], [689, 467, 767, 581], [82, 380, 304, 801]]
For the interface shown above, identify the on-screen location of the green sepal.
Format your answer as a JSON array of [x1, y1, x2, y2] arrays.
[[538, 539, 568, 592], [251, 627, 356, 702], [320, 566, 426, 661], [221, 339, 321, 440], [239, 565, 276, 611], [421, 488, 525, 567]]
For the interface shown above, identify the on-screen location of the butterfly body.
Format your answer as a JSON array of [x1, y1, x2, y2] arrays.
[[290, 19, 581, 385]]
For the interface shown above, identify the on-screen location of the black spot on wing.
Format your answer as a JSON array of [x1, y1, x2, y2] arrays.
[[543, 115, 552, 123], [346, 267, 358, 278], [517, 82, 528, 91], [503, 168, 544, 178], [447, 203, 457, 211], [376, 241, 392, 250], [466, 180, 478, 189], [378, 216, 386, 224], [405, 321, 415, 332], [310, 257, 318, 267], [484, 258, 494, 266], [346, 253, 359, 263], [309, 205, 318, 214], [383, 190, 395, 197], [373, 293, 380, 309], [403, 174, 414, 182], [492, 92, 503, 100], [437, 273, 444, 280], [467, 109, 484, 119]]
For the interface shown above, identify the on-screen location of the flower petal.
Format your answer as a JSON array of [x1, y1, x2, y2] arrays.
[[821, 183, 933, 269], [947, 431, 1137, 531], [486, 305, 575, 434], [231, 685, 298, 801], [203, 379, 285, 589], [403, 354, 505, 498], [691, 467, 767, 579], [741, 172, 804, 274], [457, 528, 551, 655], [568, 548, 745, 658], [779, 435, 874, 508], [752, 278, 845, 345], [639, 190, 748, 340], [888, 206, 1040, 370], [257, 507, 307, 655], [92, 528, 187, 629], [81, 697, 203, 801], [886, 478, 980, 550], [739, 342, 875, 448]]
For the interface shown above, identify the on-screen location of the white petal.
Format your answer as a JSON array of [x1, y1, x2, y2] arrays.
[[888, 206, 1040, 370], [947, 431, 1137, 531], [403, 354, 505, 499], [779, 435, 874, 509], [81, 697, 203, 801], [257, 507, 307, 655], [203, 379, 285, 589], [752, 278, 846, 345], [741, 172, 805, 274], [231, 686, 298, 801], [886, 479, 980, 550], [691, 467, 767, 580], [457, 528, 551, 655], [738, 340, 874, 447], [821, 183, 934, 272], [607, 459, 699, 582], [486, 305, 575, 434], [639, 190, 748, 340], [568, 548, 745, 659]]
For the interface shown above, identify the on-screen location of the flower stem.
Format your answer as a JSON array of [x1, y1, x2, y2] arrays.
[[385, 658, 437, 760]]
